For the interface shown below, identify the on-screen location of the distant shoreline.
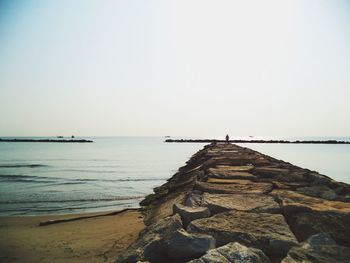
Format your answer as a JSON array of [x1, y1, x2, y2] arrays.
[[0, 138, 93, 143], [165, 139, 350, 144]]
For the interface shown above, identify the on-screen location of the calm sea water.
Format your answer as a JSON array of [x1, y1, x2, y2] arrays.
[[0, 136, 349, 216]]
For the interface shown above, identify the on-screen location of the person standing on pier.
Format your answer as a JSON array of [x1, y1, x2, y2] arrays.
[[225, 134, 229, 143]]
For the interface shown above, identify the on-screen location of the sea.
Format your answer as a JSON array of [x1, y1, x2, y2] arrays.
[[0, 136, 349, 216]]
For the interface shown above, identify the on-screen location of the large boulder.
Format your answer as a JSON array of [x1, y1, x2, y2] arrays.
[[187, 242, 272, 263], [194, 180, 273, 195], [166, 229, 215, 261], [201, 193, 281, 214], [173, 203, 210, 227], [282, 233, 350, 263], [117, 214, 182, 263], [288, 210, 350, 246], [188, 210, 297, 259]]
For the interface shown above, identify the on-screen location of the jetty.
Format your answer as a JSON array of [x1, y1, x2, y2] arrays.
[[117, 142, 350, 263], [165, 139, 350, 144], [0, 138, 93, 143]]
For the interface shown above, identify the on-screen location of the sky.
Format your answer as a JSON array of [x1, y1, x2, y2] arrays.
[[0, 0, 349, 137]]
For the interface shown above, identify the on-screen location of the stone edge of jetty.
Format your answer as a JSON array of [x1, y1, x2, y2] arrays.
[[117, 142, 350, 263]]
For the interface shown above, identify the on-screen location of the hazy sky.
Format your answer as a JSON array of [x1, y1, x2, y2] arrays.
[[0, 0, 349, 137]]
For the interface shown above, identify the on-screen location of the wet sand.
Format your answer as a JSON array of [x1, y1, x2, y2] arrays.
[[0, 210, 144, 263]]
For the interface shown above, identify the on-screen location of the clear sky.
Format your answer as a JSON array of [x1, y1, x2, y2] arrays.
[[0, 0, 349, 137]]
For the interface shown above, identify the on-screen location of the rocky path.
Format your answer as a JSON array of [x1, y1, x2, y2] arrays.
[[117, 143, 350, 263]]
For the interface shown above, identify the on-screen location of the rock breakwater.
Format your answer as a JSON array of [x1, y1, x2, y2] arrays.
[[117, 142, 350, 263]]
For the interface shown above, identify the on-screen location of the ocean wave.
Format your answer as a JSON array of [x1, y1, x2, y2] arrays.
[[0, 174, 53, 183], [61, 169, 119, 174], [0, 164, 48, 168], [0, 174, 166, 183], [0, 203, 137, 214], [78, 178, 166, 182], [0, 195, 145, 204]]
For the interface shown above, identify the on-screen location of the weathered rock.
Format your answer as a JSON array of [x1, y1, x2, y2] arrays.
[[271, 181, 310, 190], [215, 165, 254, 171], [188, 242, 272, 263], [195, 180, 273, 194], [282, 233, 350, 263], [208, 152, 270, 167], [305, 232, 336, 246], [201, 193, 281, 214], [143, 190, 187, 225], [253, 167, 290, 178], [188, 210, 297, 258], [166, 229, 215, 260], [309, 172, 333, 186], [142, 236, 164, 262], [252, 157, 271, 166], [140, 213, 183, 237], [173, 203, 210, 227], [185, 190, 203, 207], [281, 171, 313, 183], [288, 211, 350, 246], [296, 185, 338, 200], [211, 156, 254, 166], [117, 214, 182, 263], [208, 165, 256, 180], [188, 251, 229, 263], [270, 190, 350, 215]]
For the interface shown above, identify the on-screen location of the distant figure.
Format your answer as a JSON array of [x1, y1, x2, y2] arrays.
[[71, 135, 75, 139], [225, 134, 229, 143]]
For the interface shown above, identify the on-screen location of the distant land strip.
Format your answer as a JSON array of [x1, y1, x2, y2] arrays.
[[165, 139, 350, 144], [0, 138, 93, 143]]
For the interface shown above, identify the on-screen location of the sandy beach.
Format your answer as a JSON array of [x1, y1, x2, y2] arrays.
[[0, 209, 144, 263]]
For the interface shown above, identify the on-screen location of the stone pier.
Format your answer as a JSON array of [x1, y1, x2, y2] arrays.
[[117, 142, 350, 263]]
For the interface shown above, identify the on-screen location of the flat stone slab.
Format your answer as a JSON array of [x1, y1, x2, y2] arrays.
[[188, 210, 297, 256], [270, 190, 350, 214], [212, 156, 255, 166], [206, 178, 253, 184], [272, 181, 310, 190], [207, 150, 238, 156], [202, 193, 281, 214], [208, 166, 256, 180], [212, 156, 270, 167], [211, 165, 254, 172], [195, 180, 273, 194], [253, 167, 290, 178]]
